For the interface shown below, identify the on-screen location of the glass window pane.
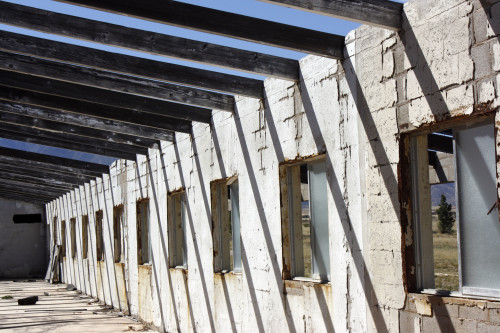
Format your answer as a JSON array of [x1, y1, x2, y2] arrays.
[[309, 161, 330, 281], [456, 123, 500, 293]]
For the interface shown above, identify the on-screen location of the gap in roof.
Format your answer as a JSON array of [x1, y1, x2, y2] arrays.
[[0, 138, 117, 165]]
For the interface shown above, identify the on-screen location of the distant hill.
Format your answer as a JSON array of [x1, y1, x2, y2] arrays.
[[431, 183, 455, 206]]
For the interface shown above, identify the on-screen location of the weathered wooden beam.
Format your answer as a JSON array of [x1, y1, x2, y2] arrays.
[[0, 2, 299, 80], [0, 70, 194, 132], [0, 126, 139, 161], [428, 134, 453, 154], [0, 161, 94, 184], [53, 0, 345, 58], [0, 110, 158, 148], [258, 0, 403, 30], [0, 146, 109, 175], [0, 192, 50, 204], [0, 171, 77, 190], [0, 121, 148, 156], [0, 30, 263, 99], [0, 48, 227, 116], [0, 179, 68, 196], [0, 91, 174, 142]]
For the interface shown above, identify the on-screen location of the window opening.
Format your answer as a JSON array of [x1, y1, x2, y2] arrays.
[[281, 157, 329, 282], [113, 206, 125, 263], [82, 215, 89, 259], [70, 218, 76, 259], [212, 177, 241, 273], [95, 210, 104, 261], [61, 220, 66, 258], [13, 214, 41, 224], [137, 200, 151, 265], [411, 121, 500, 298], [168, 191, 187, 268]]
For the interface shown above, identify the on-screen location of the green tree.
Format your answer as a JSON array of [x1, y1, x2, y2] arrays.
[[436, 194, 455, 234]]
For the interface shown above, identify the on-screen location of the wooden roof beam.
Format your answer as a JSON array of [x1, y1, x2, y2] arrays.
[[53, 0, 345, 58], [0, 2, 299, 80], [0, 69, 199, 131], [258, 0, 403, 30], [0, 110, 159, 149], [0, 146, 109, 175], [0, 193, 51, 204], [0, 161, 94, 184], [0, 171, 78, 190], [0, 30, 263, 99], [0, 125, 140, 161], [0, 89, 174, 142], [0, 180, 68, 197]]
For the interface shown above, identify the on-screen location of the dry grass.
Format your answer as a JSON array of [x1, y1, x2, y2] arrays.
[[432, 208, 459, 291]]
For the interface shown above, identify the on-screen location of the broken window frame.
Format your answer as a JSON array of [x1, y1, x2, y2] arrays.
[[137, 199, 151, 265], [280, 155, 330, 283], [70, 218, 76, 259], [408, 118, 500, 299], [211, 176, 241, 273], [82, 215, 89, 260], [95, 210, 104, 262], [113, 205, 125, 264], [167, 190, 187, 269], [61, 219, 66, 258]]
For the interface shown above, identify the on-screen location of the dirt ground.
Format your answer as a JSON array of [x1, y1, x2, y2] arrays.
[[0, 280, 156, 332]]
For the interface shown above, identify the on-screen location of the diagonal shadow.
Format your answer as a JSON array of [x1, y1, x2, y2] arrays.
[[219, 274, 238, 333], [80, 184, 99, 298], [146, 157, 168, 332], [300, 70, 389, 332], [233, 104, 298, 333], [157, 144, 182, 332], [173, 141, 216, 332]]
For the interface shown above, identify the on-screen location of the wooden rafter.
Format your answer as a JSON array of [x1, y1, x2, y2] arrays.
[[0, 2, 299, 80], [53, 0, 345, 58], [258, 0, 403, 30], [0, 31, 263, 99]]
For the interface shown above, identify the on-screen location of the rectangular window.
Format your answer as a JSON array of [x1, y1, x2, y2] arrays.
[[410, 120, 500, 298], [70, 218, 76, 259], [168, 191, 187, 268], [95, 210, 104, 261], [211, 177, 241, 273], [137, 200, 151, 265], [82, 215, 89, 259], [61, 220, 66, 258], [280, 157, 329, 282], [53, 216, 58, 246], [114, 206, 125, 263]]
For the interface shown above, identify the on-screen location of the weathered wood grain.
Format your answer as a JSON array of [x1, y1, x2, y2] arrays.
[[53, 0, 345, 58], [259, 0, 403, 30], [0, 2, 299, 80]]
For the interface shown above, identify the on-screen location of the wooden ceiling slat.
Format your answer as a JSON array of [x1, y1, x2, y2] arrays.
[[0, 180, 68, 196], [259, 0, 403, 30], [0, 30, 264, 98], [0, 171, 77, 190], [0, 2, 299, 80], [54, 0, 346, 58]]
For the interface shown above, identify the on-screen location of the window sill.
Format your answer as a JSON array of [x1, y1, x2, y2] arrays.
[[138, 264, 152, 270], [169, 266, 188, 272], [215, 270, 242, 276], [284, 279, 331, 296], [416, 289, 500, 302]]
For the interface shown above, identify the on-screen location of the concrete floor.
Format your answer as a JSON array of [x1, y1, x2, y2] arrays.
[[0, 280, 156, 332]]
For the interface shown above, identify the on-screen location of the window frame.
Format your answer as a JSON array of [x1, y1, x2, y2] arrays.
[[280, 155, 330, 283], [403, 116, 500, 300], [167, 190, 187, 269], [61, 219, 66, 258], [211, 176, 241, 274], [136, 199, 151, 266], [82, 215, 89, 260], [95, 210, 104, 262], [70, 218, 76, 259], [113, 205, 125, 264]]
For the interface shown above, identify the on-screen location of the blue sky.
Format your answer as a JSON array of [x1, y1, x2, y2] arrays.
[[0, 0, 405, 164]]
